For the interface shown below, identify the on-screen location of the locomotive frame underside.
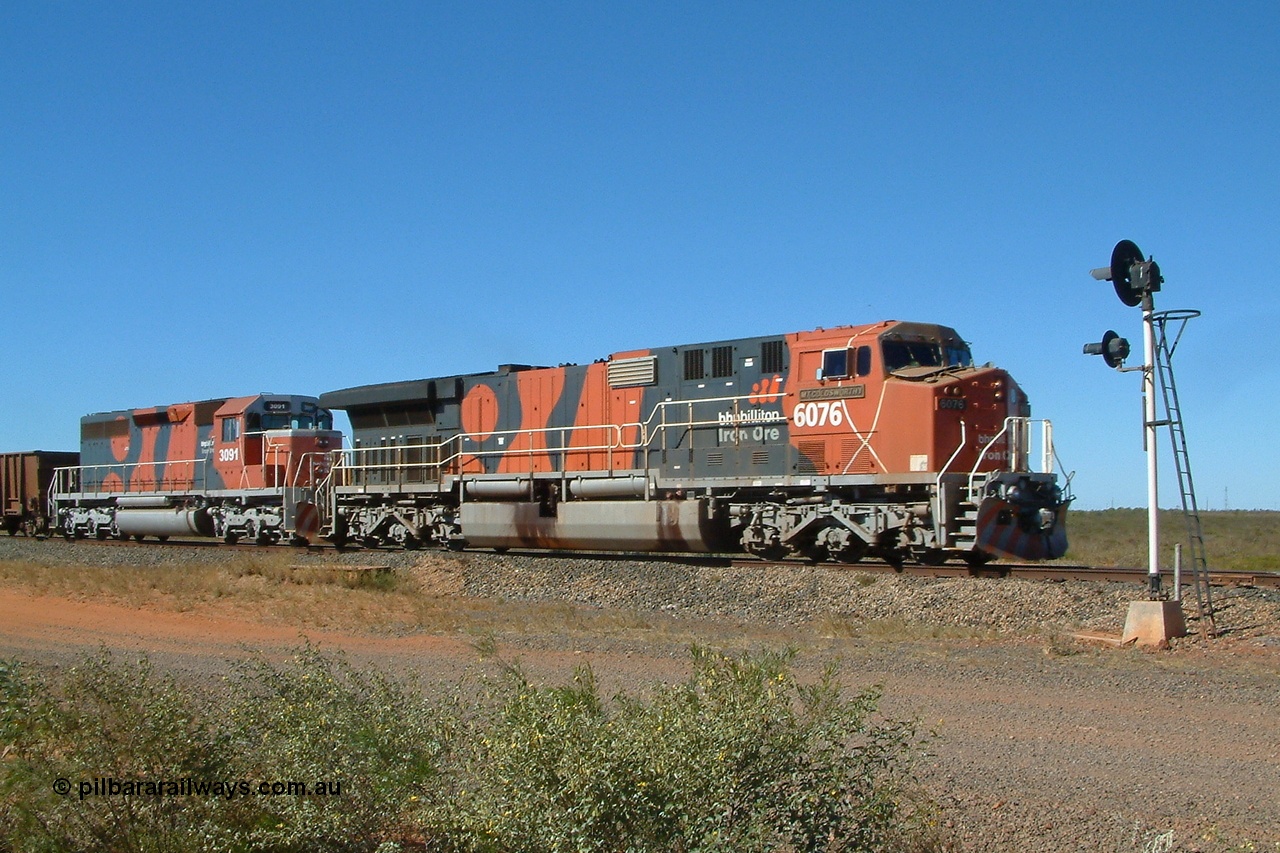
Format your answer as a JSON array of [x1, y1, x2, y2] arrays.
[[52, 484, 316, 546]]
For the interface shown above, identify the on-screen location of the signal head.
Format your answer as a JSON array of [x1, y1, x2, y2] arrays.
[[1082, 330, 1131, 369], [1089, 239, 1163, 307]]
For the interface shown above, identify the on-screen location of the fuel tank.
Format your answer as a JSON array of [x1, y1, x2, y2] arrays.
[[115, 508, 215, 538], [459, 499, 723, 552]]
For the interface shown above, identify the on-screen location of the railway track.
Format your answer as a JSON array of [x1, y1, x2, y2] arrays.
[[17, 533, 1280, 590], [731, 559, 1280, 589]]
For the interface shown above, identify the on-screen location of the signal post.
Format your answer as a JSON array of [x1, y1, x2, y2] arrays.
[[1085, 240, 1194, 647]]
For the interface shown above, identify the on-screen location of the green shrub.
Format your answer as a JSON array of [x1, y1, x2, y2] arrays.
[[224, 645, 443, 851], [0, 653, 245, 853], [427, 647, 931, 852], [0, 649, 441, 853], [1, 648, 934, 853]]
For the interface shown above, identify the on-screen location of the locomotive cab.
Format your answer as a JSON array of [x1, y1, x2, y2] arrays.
[[212, 396, 339, 490], [785, 321, 1067, 562]]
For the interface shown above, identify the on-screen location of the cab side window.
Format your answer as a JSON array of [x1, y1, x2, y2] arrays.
[[855, 345, 871, 376], [221, 417, 240, 442], [821, 349, 849, 379], [820, 346, 872, 380]]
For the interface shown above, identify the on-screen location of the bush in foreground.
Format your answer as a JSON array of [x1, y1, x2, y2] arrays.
[[429, 647, 931, 852], [0, 648, 938, 852]]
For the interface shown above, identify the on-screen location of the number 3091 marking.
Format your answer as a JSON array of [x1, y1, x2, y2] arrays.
[[218, 447, 239, 463]]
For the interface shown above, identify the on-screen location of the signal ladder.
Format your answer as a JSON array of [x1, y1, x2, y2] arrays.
[[1150, 309, 1215, 638]]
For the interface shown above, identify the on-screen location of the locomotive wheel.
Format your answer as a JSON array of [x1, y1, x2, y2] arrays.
[[223, 531, 240, 545], [832, 540, 867, 564], [133, 534, 146, 542], [919, 548, 947, 566], [964, 549, 994, 568]]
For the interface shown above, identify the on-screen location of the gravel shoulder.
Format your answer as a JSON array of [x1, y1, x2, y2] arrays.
[[1, 537, 1278, 852]]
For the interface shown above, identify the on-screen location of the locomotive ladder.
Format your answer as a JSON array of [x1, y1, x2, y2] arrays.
[[1150, 309, 1215, 639]]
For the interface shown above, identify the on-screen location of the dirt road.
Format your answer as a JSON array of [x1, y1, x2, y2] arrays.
[[1, 543, 1277, 852]]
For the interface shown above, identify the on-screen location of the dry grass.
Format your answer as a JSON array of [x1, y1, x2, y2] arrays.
[[813, 614, 995, 642], [0, 552, 675, 643], [1064, 509, 1280, 571]]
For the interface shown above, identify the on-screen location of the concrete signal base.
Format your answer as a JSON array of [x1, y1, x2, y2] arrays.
[[1121, 600, 1187, 649]]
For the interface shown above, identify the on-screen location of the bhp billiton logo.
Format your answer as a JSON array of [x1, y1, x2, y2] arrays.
[[748, 375, 783, 404]]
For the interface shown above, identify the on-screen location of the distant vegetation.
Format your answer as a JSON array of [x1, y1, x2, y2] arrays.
[[1064, 509, 1280, 572], [0, 647, 942, 853]]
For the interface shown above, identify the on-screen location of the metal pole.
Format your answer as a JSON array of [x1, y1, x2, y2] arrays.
[[1143, 298, 1160, 598], [1173, 543, 1182, 602]]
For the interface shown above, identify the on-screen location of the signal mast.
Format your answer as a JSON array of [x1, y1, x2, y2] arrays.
[[1084, 240, 1213, 639]]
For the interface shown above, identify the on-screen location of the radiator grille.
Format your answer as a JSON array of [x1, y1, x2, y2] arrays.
[[712, 345, 734, 378], [608, 356, 657, 388], [683, 349, 705, 381], [761, 340, 784, 373], [797, 440, 825, 473]]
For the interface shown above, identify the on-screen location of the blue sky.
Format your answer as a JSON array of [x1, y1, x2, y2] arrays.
[[3, 1, 1277, 511]]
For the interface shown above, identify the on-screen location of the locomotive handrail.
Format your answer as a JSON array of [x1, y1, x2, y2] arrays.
[[48, 457, 213, 498], [328, 391, 791, 494], [966, 417, 1058, 492], [639, 393, 782, 438], [330, 423, 643, 492], [968, 417, 1018, 492]]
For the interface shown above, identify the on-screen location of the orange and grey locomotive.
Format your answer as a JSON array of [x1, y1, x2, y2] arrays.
[[318, 321, 1070, 565], [50, 394, 341, 544]]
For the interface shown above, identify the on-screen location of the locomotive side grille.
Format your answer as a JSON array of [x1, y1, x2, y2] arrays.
[[752, 449, 770, 466], [608, 356, 658, 388], [82, 419, 130, 441], [761, 339, 785, 373], [841, 439, 860, 466], [712, 345, 734, 378], [797, 440, 825, 473], [683, 349, 706, 381], [706, 451, 724, 465], [842, 439, 875, 473]]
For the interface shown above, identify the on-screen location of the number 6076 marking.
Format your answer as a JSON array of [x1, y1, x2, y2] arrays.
[[792, 401, 843, 428]]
